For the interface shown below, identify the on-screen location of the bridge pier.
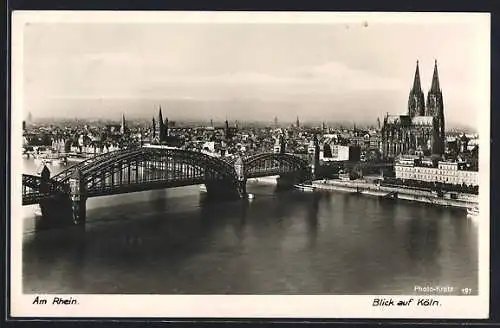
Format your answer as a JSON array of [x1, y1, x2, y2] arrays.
[[71, 197, 87, 226], [35, 194, 74, 229], [69, 169, 87, 225], [35, 165, 66, 227], [276, 174, 296, 190], [234, 156, 247, 197], [204, 179, 240, 200], [237, 179, 247, 196], [39, 164, 51, 194]]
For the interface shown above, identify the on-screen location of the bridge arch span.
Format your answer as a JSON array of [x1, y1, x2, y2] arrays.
[[52, 148, 130, 182], [69, 147, 239, 197], [242, 152, 310, 179]]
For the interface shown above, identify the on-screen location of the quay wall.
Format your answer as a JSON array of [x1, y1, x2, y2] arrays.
[[312, 180, 478, 209]]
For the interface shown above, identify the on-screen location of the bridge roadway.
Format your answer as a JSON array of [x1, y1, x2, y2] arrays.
[[22, 146, 313, 225]]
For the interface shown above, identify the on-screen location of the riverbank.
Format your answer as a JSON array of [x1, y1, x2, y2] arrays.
[[312, 179, 478, 209], [23, 152, 97, 168], [247, 176, 279, 185]]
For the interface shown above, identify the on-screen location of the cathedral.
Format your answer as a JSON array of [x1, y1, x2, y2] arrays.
[[380, 60, 445, 159]]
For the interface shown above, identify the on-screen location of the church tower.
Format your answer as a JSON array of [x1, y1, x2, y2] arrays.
[[426, 60, 445, 154], [224, 119, 230, 140], [152, 117, 156, 139], [408, 60, 426, 117], [164, 117, 169, 137], [157, 106, 165, 142], [120, 113, 127, 135]]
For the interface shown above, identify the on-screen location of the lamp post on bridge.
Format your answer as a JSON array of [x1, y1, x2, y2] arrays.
[[69, 169, 87, 225]]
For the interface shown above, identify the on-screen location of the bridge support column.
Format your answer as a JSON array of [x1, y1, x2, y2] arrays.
[[39, 165, 51, 194], [234, 156, 247, 197], [35, 165, 55, 226], [71, 197, 87, 226], [34, 194, 74, 230], [237, 179, 247, 196], [309, 134, 321, 181], [204, 179, 240, 200], [69, 170, 87, 226], [276, 174, 296, 190]]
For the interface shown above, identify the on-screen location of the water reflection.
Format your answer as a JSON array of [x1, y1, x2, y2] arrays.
[[305, 192, 320, 249]]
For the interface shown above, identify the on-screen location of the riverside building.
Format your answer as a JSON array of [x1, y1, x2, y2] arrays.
[[394, 156, 478, 187]]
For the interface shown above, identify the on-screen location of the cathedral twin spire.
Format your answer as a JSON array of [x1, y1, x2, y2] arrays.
[[407, 59, 445, 155], [412, 60, 423, 92], [426, 60, 445, 155], [408, 60, 426, 117], [429, 59, 441, 93], [408, 59, 443, 118], [426, 60, 444, 116]]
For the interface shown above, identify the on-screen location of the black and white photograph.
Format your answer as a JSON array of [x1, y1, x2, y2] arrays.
[[10, 11, 490, 318]]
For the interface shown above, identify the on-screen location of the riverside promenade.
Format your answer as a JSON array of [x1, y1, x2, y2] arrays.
[[312, 179, 478, 209]]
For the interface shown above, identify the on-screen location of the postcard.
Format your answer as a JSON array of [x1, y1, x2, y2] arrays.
[[9, 11, 490, 319]]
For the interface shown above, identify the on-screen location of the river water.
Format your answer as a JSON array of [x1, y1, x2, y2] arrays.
[[21, 159, 478, 295]]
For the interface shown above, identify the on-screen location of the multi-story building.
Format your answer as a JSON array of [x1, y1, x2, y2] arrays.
[[273, 137, 286, 154], [51, 138, 71, 153], [394, 156, 478, 187], [381, 60, 445, 158], [366, 132, 380, 149], [321, 144, 361, 162]]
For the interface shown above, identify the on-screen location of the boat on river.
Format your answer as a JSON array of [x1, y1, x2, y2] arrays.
[[33, 206, 43, 217], [294, 184, 315, 192], [467, 206, 479, 219]]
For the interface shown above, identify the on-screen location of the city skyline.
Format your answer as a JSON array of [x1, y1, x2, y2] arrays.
[[22, 14, 488, 129]]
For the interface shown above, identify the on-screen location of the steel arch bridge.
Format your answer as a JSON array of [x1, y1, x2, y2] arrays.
[[241, 153, 310, 179], [21, 148, 311, 207]]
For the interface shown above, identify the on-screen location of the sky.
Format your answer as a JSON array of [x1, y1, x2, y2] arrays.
[[19, 13, 490, 129]]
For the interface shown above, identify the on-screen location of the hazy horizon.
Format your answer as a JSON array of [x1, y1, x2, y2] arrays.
[[20, 13, 490, 130]]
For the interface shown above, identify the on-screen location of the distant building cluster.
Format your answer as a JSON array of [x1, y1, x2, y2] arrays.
[[316, 134, 361, 162], [21, 59, 479, 192]]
